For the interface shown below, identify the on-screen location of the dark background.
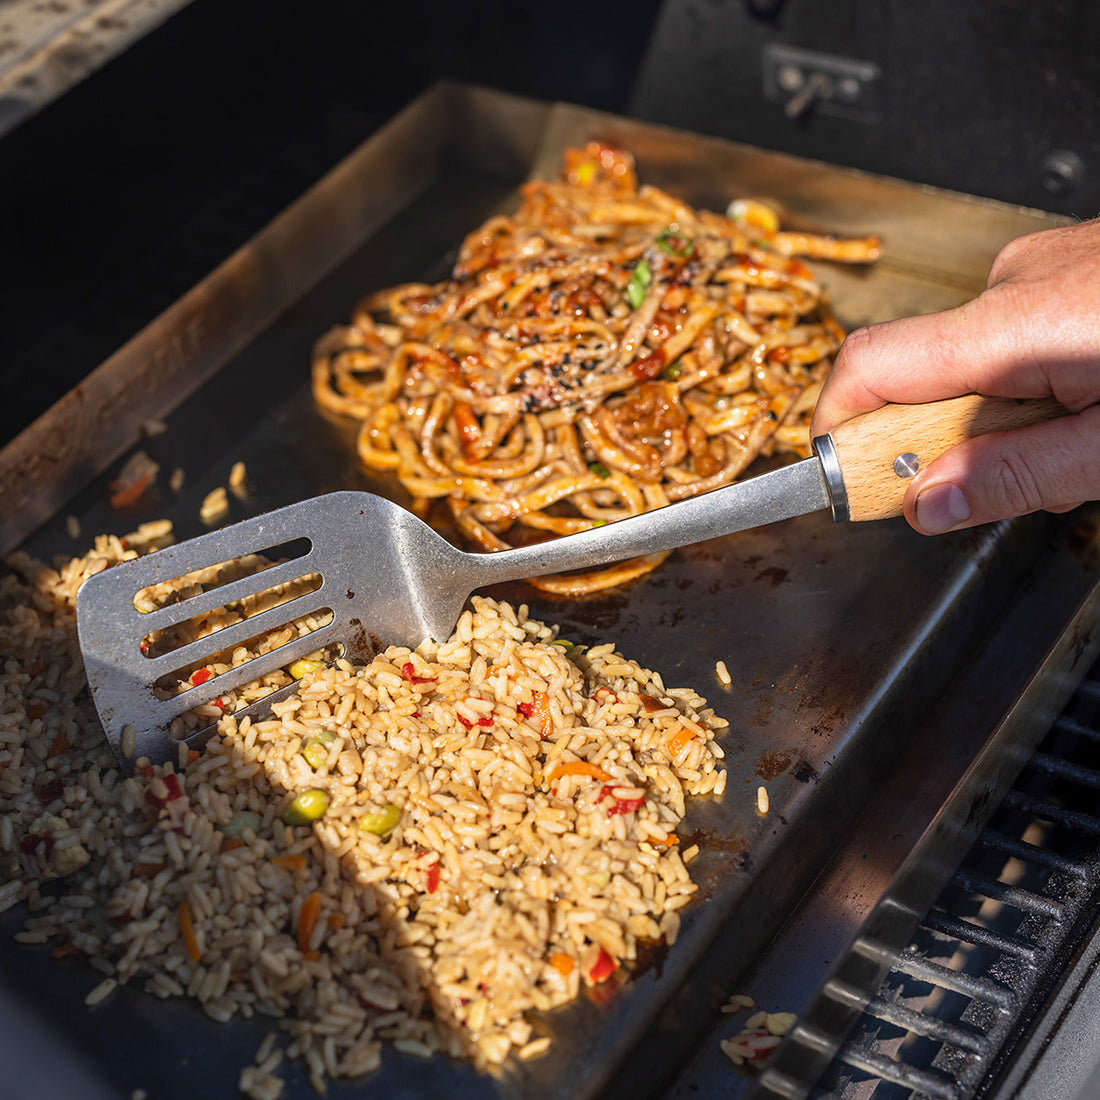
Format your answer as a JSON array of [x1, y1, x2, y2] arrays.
[[1, 0, 1097, 448]]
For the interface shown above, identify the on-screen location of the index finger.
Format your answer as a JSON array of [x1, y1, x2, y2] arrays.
[[810, 306, 988, 438]]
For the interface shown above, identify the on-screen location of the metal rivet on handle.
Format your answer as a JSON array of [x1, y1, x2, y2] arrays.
[[893, 452, 920, 478]]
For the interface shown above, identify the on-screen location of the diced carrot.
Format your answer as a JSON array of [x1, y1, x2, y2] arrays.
[[547, 761, 611, 784], [26, 703, 48, 720], [298, 891, 323, 953], [665, 726, 696, 757], [219, 837, 244, 853], [47, 734, 70, 757], [549, 952, 575, 977], [303, 949, 320, 962], [326, 913, 345, 931], [518, 691, 554, 738], [654, 833, 679, 848], [178, 900, 201, 961], [271, 853, 307, 873], [50, 943, 83, 960], [109, 471, 154, 510], [135, 861, 167, 877], [23, 660, 46, 676], [186, 748, 201, 765]]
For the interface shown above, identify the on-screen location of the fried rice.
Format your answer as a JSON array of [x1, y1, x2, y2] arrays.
[[0, 531, 727, 1095]]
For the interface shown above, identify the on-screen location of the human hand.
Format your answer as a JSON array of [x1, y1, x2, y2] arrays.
[[810, 217, 1100, 535]]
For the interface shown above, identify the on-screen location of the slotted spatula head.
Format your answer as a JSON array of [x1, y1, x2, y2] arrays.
[[76, 394, 1068, 769], [76, 491, 475, 766]]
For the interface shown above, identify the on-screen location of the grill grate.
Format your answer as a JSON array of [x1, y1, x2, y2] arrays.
[[811, 662, 1100, 1100]]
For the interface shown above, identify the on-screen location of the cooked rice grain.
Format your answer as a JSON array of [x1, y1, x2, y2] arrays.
[[1, 542, 727, 1091]]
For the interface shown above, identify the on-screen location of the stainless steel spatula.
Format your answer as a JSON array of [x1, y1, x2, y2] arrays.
[[77, 394, 1063, 765]]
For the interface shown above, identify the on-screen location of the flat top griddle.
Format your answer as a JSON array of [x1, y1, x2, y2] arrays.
[[0, 84, 1085, 1100]]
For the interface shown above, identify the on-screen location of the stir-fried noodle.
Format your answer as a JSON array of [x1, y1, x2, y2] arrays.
[[313, 144, 880, 594]]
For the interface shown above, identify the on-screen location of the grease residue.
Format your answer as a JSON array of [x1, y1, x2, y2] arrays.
[[755, 749, 794, 781]]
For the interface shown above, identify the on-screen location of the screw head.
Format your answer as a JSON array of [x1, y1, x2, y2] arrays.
[[777, 64, 804, 92], [893, 452, 920, 478], [1041, 150, 1084, 196], [836, 76, 862, 101]]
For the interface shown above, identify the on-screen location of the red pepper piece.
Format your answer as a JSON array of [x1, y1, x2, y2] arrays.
[[457, 712, 494, 730], [401, 662, 436, 686], [190, 668, 213, 686], [629, 348, 667, 382], [426, 862, 440, 894], [595, 785, 645, 815], [35, 780, 64, 805], [452, 401, 481, 458], [20, 833, 50, 855], [587, 946, 618, 984]]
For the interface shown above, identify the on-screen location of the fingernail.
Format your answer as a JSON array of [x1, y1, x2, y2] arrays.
[[915, 482, 972, 534]]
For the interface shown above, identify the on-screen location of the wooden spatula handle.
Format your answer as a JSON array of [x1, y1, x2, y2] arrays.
[[826, 394, 1067, 522]]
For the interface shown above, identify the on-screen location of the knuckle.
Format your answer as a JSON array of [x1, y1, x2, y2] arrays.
[[835, 323, 874, 365], [985, 449, 1047, 517], [986, 228, 1044, 288]]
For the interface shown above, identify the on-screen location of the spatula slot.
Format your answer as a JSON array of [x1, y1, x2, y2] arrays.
[[152, 606, 340, 698], [131, 537, 313, 614], [139, 569, 324, 660]]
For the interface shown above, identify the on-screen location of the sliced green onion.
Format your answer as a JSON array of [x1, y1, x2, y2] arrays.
[[656, 227, 693, 258], [221, 811, 262, 839], [662, 359, 683, 380], [584, 870, 611, 888], [359, 803, 401, 837], [288, 658, 326, 681], [588, 461, 611, 479], [283, 789, 330, 826], [626, 260, 652, 308], [552, 638, 575, 650]]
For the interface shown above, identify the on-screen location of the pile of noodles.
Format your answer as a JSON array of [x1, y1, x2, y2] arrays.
[[313, 143, 880, 594]]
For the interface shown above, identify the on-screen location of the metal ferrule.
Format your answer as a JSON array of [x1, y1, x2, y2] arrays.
[[812, 433, 849, 522]]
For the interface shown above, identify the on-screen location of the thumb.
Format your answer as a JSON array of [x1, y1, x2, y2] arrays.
[[905, 404, 1100, 535]]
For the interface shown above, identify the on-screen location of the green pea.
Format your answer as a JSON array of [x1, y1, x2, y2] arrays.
[[301, 730, 337, 770], [288, 659, 326, 681], [283, 789, 330, 825], [359, 804, 401, 837]]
